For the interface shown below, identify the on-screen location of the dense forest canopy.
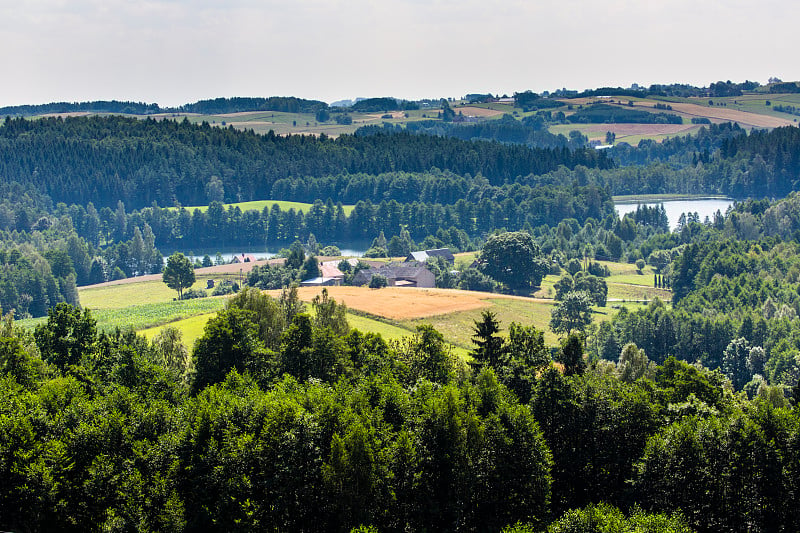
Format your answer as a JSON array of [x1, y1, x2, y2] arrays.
[[0, 116, 613, 209]]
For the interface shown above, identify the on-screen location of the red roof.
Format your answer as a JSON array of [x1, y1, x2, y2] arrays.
[[320, 264, 344, 278]]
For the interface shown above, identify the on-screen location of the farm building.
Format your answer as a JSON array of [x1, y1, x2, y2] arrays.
[[352, 263, 435, 288], [300, 276, 342, 287], [406, 248, 455, 264], [301, 263, 344, 286], [232, 253, 258, 263]]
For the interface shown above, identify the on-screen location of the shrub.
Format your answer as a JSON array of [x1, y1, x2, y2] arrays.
[[182, 288, 208, 300], [369, 274, 388, 288]]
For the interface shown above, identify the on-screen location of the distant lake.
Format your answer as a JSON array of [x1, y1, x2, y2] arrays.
[[170, 248, 366, 264], [615, 198, 734, 230]]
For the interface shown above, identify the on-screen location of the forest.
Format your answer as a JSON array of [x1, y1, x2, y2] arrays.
[[3, 100, 800, 531]]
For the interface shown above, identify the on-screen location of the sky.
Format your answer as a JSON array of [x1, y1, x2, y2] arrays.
[[2, 0, 798, 107]]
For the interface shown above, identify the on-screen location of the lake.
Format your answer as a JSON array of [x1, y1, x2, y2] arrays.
[[615, 198, 734, 230], [171, 248, 366, 264]]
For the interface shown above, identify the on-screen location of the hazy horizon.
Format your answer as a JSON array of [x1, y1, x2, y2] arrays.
[[3, 0, 799, 108]]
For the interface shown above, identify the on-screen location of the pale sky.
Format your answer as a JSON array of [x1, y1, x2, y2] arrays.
[[2, 0, 798, 107]]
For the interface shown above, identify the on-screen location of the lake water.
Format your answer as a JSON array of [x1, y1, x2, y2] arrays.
[[615, 198, 734, 230], [172, 248, 366, 264]]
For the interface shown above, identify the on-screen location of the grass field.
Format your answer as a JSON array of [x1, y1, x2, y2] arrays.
[[79, 279, 212, 309], [17, 298, 226, 333], [402, 297, 559, 346], [170, 199, 355, 216], [140, 312, 218, 349]]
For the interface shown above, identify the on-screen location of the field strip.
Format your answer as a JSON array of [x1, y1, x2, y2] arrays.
[[666, 102, 795, 128]]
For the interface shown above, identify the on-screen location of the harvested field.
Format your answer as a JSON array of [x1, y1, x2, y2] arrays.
[[453, 106, 504, 117], [264, 286, 549, 320], [667, 102, 795, 128], [266, 286, 490, 319], [81, 259, 287, 289], [594, 123, 696, 136], [550, 123, 699, 143], [41, 112, 91, 118]]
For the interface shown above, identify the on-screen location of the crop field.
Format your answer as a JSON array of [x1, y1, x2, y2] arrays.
[[452, 106, 505, 117], [159, 108, 441, 138], [79, 279, 212, 309], [17, 298, 226, 333], [549, 123, 700, 144], [170, 199, 355, 216], [665, 102, 794, 128], [657, 94, 800, 121], [266, 286, 496, 320]]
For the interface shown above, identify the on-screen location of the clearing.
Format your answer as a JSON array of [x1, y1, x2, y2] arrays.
[[169, 199, 355, 216], [452, 106, 505, 118]]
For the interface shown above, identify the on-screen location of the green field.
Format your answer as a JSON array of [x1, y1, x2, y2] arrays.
[[79, 279, 213, 309], [17, 298, 226, 333], [171, 199, 355, 216], [401, 297, 559, 347], [140, 312, 218, 349], [346, 312, 414, 342], [164, 107, 441, 137]]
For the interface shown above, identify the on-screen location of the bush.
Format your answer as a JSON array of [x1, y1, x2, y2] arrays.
[[459, 268, 498, 292], [635, 258, 646, 271], [587, 261, 611, 277], [212, 283, 237, 296], [565, 258, 582, 275], [363, 246, 388, 258], [369, 274, 388, 288], [182, 288, 207, 300]]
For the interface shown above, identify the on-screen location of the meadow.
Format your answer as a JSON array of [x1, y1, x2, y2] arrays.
[[18, 258, 669, 356], [169, 199, 356, 216]]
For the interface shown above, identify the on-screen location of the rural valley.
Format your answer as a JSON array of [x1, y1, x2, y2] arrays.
[[3, 78, 800, 532]]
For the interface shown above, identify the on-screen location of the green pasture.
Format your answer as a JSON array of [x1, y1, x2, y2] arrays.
[[171, 199, 355, 216], [140, 312, 218, 350], [400, 297, 559, 347], [79, 279, 213, 309]]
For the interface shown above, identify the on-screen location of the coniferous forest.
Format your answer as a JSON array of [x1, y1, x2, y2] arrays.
[[3, 89, 800, 532]]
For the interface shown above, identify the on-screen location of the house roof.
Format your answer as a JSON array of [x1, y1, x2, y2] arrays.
[[300, 276, 340, 286], [352, 262, 432, 284], [233, 253, 258, 263], [407, 248, 455, 263], [320, 264, 344, 278]]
